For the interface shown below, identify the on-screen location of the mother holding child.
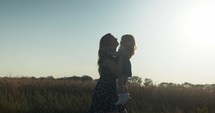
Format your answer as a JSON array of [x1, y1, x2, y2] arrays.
[[88, 33, 136, 113]]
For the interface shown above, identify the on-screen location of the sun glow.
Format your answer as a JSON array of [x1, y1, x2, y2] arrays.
[[183, 2, 215, 59]]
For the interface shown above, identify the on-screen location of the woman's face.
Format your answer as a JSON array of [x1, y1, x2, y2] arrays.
[[110, 37, 119, 51]]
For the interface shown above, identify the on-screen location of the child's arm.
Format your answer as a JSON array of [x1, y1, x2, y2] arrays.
[[118, 45, 125, 55]]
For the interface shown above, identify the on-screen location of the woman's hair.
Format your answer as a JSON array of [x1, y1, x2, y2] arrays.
[[98, 33, 115, 57], [98, 33, 117, 74], [120, 34, 136, 59]]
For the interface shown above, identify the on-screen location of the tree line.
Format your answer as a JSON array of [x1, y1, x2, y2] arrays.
[[24, 75, 215, 88]]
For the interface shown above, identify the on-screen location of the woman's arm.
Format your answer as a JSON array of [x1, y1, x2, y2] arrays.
[[103, 56, 124, 76]]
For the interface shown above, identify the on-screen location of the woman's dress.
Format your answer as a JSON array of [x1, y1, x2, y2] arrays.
[[89, 56, 125, 113]]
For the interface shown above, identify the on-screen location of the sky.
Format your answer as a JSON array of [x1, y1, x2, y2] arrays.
[[1, 0, 215, 84]]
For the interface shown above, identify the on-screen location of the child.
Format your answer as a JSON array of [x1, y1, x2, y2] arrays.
[[115, 34, 136, 105]]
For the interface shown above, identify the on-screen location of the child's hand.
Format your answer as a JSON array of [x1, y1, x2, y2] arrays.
[[118, 45, 125, 54]]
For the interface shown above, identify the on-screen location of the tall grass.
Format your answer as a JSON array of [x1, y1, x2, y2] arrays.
[[128, 84, 215, 113], [0, 77, 94, 113], [0, 77, 215, 113]]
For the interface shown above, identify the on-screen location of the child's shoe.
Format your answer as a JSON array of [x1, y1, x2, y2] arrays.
[[115, 93, 131, 105], [115, 94, 124, 105], [120, 93, 131, 105]]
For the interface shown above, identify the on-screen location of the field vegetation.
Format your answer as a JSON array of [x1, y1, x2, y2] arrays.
[[0, 76, 215, 113]]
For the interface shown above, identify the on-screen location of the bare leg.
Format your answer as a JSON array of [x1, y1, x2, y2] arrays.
[[118, 75, 128, 94], [115, 76, 130, 105]]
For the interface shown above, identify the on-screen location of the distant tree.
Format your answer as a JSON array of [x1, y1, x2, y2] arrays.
[[68, 76, 81, 81], [144, 78, 153, 87], [128, 76, 142, 85], [211, 84, 215, 87], [39, 77, 46, 80], [159, 82, 169, 87], [194, 84, 204, 88], [182, 82, 194, 88], [59, 75, 93, 81], [47, 76, 54, 79], [159, 82, 178, 88], [31, 76, 36, 79], [81, 75, 93, 81]]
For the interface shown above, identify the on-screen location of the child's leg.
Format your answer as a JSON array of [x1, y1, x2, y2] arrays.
[[123, 77, 129, 94], [115, 76, 130, 105], [124, 83, 128, 94], [118, 75, 127, 94]]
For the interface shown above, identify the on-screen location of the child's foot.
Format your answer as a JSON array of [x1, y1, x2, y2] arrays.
[[115, 94, 124, 105], [120, 93, 131, 105], [115, 93, 131, 105]]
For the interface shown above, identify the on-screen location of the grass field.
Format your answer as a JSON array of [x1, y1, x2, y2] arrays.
[[0, 77, 215, 113]]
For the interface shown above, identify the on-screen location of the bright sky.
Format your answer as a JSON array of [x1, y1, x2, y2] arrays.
[[1, 0, 215, 84]]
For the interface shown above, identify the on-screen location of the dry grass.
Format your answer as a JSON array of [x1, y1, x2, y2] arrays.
[[0, 77, 215, 113]]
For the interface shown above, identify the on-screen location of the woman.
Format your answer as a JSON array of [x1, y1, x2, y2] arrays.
[[88, 33, 127, 113]]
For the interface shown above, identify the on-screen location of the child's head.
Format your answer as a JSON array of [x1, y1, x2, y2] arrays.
[[120, 34, 136, 59]]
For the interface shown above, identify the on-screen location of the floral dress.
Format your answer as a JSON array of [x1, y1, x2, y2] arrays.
[[88, 56, 125, 113]]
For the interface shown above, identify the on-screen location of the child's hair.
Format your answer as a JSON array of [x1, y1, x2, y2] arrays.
[[120, 34, 136, 59]]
